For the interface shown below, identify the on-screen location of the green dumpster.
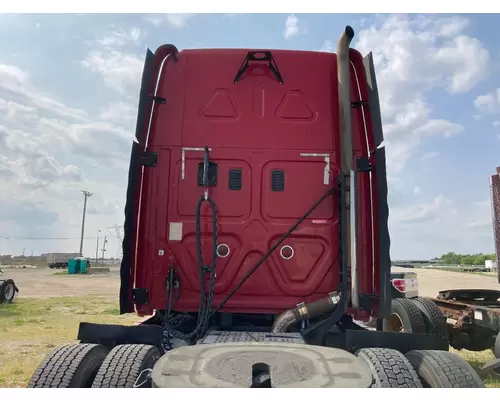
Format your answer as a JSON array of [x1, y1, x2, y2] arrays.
[[67, 258, 78, 274]]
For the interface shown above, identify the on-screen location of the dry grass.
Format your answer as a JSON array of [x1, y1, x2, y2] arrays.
[[2, 297, 500, 388], [451, 348, 500, 388], [0, 297, 138, 388]]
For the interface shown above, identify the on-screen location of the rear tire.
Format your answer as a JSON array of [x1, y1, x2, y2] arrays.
[[0, 279, 17, 303], [411, 297, 449, 349], [405, 350, 485, 388], [383, 298, 426, 333], [92, 344, 161, 388], [28, 343, 109, 388], [356, 348, 422, 387]]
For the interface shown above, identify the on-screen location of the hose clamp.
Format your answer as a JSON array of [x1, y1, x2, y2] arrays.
[[328, 291, 340, 305], [296, 302, 308, 321]]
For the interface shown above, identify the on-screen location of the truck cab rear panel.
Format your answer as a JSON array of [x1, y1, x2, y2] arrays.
[[121, 44, 388, 318]]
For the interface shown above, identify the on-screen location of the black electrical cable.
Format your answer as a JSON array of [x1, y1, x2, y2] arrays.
[[211, 185, 336, 316], [162, 147, 217, 345]]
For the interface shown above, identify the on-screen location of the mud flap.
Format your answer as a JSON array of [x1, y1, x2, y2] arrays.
[[77, 322, 164, 348], [120, 49, 156, 315], [120, 141, 142, 314], [362, 52, 384, 147], [346, 329, 449, 354], [375, 147, 391, 319]]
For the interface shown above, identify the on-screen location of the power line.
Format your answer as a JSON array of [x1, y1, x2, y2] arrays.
[[0, 237, 100, 240]]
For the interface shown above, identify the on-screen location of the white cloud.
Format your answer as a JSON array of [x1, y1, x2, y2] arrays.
[[474, 88, 500, 115], [0, 59, 133, 256], [389, 194, 493, 258], [144, 13, 196, 28], [474, 88, 500, 130], [438, 16, 470, 37], [348, 15, 492, 257], [392, 195, 456, 224], [318, 40, 334, 53], [354, 15, 487, 173], [97, 28, 142, 47], [434, 35, 489, 93], [421, 151, 439, 161], [82, 50, 144, 97], [100, 102, 137, 125], [0, 64, 87, 121], [283, 14, 308, 40], [284, 15, 299, 40]]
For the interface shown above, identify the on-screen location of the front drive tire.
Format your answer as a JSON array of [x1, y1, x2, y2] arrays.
[[356, 348, 422, 388]]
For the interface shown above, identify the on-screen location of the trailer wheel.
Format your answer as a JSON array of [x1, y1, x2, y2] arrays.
[[383, 298, 426, 333], [356, 348, 422, 387], [0, 279, 17, 303], [491, 332, 500, 360], [405, 350, 485, 388], [92, 344, 161, 388], [28, 343, 109, 388], [412, 297, 449, 349]]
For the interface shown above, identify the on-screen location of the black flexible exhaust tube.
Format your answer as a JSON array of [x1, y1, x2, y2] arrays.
[[271, 292, 341, 333]]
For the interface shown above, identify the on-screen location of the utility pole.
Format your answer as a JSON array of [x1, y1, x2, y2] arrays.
[[79, 190, 93, 256], [95, 229, 101, 263], [100, 236, 107, 264]]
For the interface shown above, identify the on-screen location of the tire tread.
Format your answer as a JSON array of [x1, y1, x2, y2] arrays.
[[412, 297, 449, 347], [391, 298, 426, 333], [357, 348, 422, 388], [405, 350, 485, 388], [28, 343, 108, 388], [92, 344, 160, 388]]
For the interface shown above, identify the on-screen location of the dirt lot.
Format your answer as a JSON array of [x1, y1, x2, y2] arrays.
[[6, 265, 498, 301], [3, 266, 121, 299], [391, 266, 500, 297], [1, 266, 500, 387]]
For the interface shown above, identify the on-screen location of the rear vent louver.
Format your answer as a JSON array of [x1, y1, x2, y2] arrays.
[[271, 170, 285, 192], [229, 169, 242, 191]]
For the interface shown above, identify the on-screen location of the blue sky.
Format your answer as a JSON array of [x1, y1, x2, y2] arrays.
[[0, 13, 498, 260]]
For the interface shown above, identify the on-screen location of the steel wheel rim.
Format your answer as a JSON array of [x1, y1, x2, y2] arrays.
[[387, 313, 404, 332]]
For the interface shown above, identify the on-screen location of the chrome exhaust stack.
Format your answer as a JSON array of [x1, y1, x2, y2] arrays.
[[336, 26, 359, 308], [270, 27, 360, 335]]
